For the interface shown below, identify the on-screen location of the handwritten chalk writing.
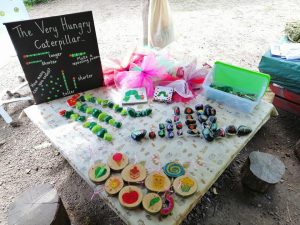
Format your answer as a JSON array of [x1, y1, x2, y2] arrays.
[[31, 68, 51, 93], [11, 25, 33, 38], [62, 90, 75, 96], [78, 74, 93, 81], [72, 55, 100, 66], [34, 35, 81, 51], [48, 52, 62, 59], [42, 60, 57, 66], [35, 20, 59, 38], [60, 17, 91, 35]]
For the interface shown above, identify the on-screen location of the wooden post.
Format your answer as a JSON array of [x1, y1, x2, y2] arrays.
[[142, 0, 150, 45], [241, 151, 285, 193], [8, 184, 70, 225]]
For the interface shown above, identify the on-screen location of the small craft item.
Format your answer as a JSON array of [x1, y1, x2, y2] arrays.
[[145, 171, 171, 192], [163, 162, 185, 178], [122, 88, 148, 105], [88, 162, 110, 184], [127, 107, 152, 118], [119, 186, 143, 209], [142, 193, 162, 214], [209, 84, 257, 101], [173, 106, 180, 116], [59, 110, 113, 142], [105, 176, 124, 195], [184, 107, 194, 114], [149, 130, 156, 139], [160, 193, 174, 216], [80, 93, 128, 116], [187, 129, 200, 137], [166, 121, 174, 139], [121, 164, 147, 183], [173, 175, 197, 197], [74, 101, 122, 129], [237, 125, 252, 136], [225, 125, 237, 136], [131, 129, 147, 141], [153, 86, 174, 103], [158, 123, 166, 138], [107, 152, 129, 171]]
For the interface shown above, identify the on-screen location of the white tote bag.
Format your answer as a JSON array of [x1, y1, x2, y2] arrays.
[[148, 0, 174, 48]]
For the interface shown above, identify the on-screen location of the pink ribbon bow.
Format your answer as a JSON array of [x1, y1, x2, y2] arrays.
[[115, 53, 167, 97]]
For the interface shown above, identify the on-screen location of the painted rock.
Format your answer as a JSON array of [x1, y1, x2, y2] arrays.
[[163, 162, 185, 178], [167, 131, 174, 139], [166, 124, 174, 131], [174, 106, 180, 116], [59, 110, 66, 116], [202, 128, 214, 142], [173, 116, 180, 122], [175, 121, 183, 129], [237, 125, 252, 136], [92, 108, 101, 118], [210, 123, 218, 131], [131, 129, 147, 141], [185, 119, 196, 125], [144, 108, 152, 116], [160, 193, 174, 216], [198, 114, 208, 123], [127, 107, 137, 117], [195, 103, 204, 111], [187, 124, 197, 130], [187, 129, 200, 136], [158, 130, 165, 138], [214, 128, 225, 138], [184, 107, 194, 114], [185, 115, 194, 120], [107, 101, 114, 108], [225, 125, 237, 135], [159, 123, 165, 130], [88, 163, 110, 184], [108, 152, 129, 171], [166, 118, 172, 124], [208, 116, 217, 123], [121, 164, 147, 183], [149, 131, 156, 139], [177, 129, 183, 136]]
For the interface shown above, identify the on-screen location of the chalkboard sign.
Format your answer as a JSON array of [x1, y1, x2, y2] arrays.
[[4, 11, 103, 104]]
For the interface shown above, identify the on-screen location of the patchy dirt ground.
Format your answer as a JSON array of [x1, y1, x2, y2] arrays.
[[1, 0, 300, 225]]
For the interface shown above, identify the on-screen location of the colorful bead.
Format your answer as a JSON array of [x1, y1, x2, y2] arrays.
[[59, 110, 66, 116], [104, 115, 113, 123], [96, 98, 102, 104], [158, 129, 165, 138], [98, 112, 107, 121], [102, 99, 109, 107], [91, 125, 102, 134], [115, 121, 122, 128], [149, 131, 156, 139], [92, 108, 101, 118], [76, 116, 86, 122], [108, 119, 116, 126], [103, 133, 113, 142], [96, 128, 107, 138], [88, 122, 97, 130], [166, 124, 173, 131], [70, 113, 79, 121], [167, 131, 174, 139], [108, 101, 114, 108], [121, 109, 127, 116], [83, 121, 91, 128], [159, 123, 165, 130], [174, 106, 180, 116], [85, 107, 93, 114], [64, 110, 74, 119], [131, 129, 147, 141]]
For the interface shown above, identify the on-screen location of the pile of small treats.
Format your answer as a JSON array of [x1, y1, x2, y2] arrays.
[[285, 21, 300, 43]]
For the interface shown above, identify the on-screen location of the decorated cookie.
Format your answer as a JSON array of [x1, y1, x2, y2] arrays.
[[118, 186, 143, 208], [121, 164, 147, 183], [107, 152, 129, 171], [88, 163, 110, 184], [105, 176, 124, 195], [145, 171, 171, 192], [160, 193, 174, 216], [142, 193, 162, 214], [173, 175, 197, 197], [163, 162, 185, 178]]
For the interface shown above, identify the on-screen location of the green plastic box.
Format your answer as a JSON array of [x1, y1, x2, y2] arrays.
[[203, 61, 270, 112]]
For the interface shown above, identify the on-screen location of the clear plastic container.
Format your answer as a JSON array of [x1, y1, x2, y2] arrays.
[[203, 61, 270, 113]]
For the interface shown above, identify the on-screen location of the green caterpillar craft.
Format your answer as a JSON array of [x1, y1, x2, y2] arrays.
[[123, 89, 144, 102]]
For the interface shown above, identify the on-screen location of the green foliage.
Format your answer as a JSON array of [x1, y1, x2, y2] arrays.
[[24, 0, 49, 7]]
